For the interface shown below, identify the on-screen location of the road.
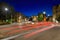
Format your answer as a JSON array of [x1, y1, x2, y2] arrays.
[[0, 22, 60, 40], [13, 26, 60, 40]]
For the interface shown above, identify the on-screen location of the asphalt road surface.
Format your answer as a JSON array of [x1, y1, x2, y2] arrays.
[[14, 26, 60, 40], [0, 22, 60, 40]]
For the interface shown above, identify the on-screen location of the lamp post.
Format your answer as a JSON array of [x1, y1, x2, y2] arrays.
[[43, 11, 46, 21], [4, 7, 13, 24], [4, 8, 8, 22]]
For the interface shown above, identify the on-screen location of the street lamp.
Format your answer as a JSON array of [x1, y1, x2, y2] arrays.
[[43, 11, 46, 21], [43, 11, 46, 14], [48, 14, 50, 17], [5, 8, 8, 11], [4, 7, 12, 23], [4, 8, 8, 22]]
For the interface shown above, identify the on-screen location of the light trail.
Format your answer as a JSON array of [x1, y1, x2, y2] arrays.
[[24, 24, 55, 38], [0, 22, 53, 30], [1, 22, 54, 36], [6, 29, 23, 35], [5, 24, 46, 36], [1, 23, 56, 40], [1, 28, 40, 40], [0, 22, 56, 40]]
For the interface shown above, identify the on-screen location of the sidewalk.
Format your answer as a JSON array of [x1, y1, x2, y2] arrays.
[[0, 23, 22, 28]]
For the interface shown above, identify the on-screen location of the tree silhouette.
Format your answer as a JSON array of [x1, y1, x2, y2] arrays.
[[0, 2, 15, 23]]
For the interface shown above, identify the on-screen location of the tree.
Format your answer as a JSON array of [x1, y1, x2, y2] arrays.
[[0, 2, 15, 23], [38, 13, 44, 21]]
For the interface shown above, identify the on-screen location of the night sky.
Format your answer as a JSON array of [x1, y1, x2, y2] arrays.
[[0, 0, 60, 17]]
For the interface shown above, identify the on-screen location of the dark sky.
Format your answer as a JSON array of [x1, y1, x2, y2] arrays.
[[0, 0, 60, 17]]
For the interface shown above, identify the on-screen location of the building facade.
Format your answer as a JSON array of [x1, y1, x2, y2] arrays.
[[46, 16, 53, 22], [14, 12, 25, 23], [32, 16, 38, 22], [43, 14, 47, 22], [53, 5, 60, 22]]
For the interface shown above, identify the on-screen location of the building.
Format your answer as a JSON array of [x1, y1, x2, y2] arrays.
[[43, 14, 47, 22], [24, 16, 28, 21], [32, 16, 38, 22], [53, 5, 60, 22], [14, 12, 27, 23], [29, 16, 33, 21], [13, 12, 23, 23], [46, 16, 53, 22], [28, 16, 38, 22]]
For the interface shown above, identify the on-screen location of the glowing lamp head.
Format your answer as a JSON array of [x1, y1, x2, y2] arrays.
[[5, 8, 8, 11]]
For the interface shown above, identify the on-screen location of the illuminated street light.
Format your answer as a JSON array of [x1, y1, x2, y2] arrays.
[[5, 8, 8, 11], [4, 8, 9, 22], [43, 11, 46, 14], [48, 14, 50, 16]]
